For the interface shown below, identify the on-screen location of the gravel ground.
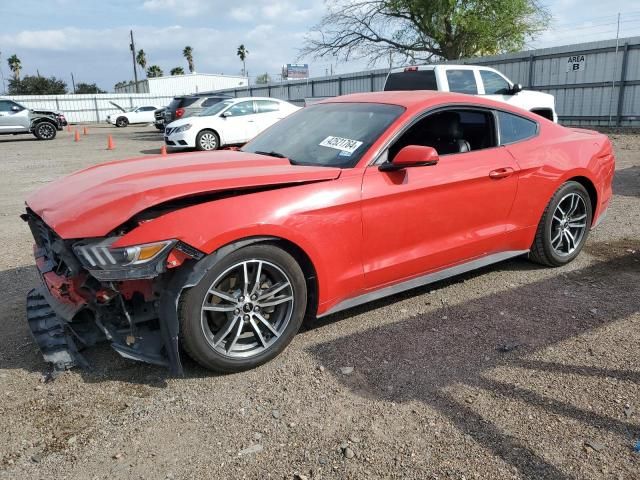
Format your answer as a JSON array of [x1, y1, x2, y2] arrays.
[[0, 124, 639, 480]]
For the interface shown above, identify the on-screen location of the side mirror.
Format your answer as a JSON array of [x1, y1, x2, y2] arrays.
[[11, 105, 20, 112], [222, 111, 233, 117], [379, 145, 439, 172], [511, 83, 523, 94]]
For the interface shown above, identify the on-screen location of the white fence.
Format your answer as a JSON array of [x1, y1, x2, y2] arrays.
[[5, 94, 175, 123]]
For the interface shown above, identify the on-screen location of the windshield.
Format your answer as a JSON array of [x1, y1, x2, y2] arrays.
[[243, 103, 405, 168], [199, 100, 234, 117]]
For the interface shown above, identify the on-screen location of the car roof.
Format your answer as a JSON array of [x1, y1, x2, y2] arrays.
[[389, 64, 496, 73], [318, 90, 537, 117]]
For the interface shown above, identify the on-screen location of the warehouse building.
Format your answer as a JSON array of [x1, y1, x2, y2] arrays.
[[115, 73, 248, 95]]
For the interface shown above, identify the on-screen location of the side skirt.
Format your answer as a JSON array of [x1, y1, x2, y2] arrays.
[[318, 250, 529, 318]]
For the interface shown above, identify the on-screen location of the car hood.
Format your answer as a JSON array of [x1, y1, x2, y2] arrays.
[[26, 151, 342, 239]]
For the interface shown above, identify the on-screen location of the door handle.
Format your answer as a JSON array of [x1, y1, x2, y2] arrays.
[[489, 167, 515, 179]]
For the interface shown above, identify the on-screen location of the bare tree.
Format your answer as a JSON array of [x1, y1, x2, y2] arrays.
[[301, 0, 550, 65]]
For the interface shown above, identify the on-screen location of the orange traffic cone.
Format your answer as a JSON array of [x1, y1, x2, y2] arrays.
[[160, 144, 167, 156], [83, 127, 88, 135], [74, 130, 80, 142], [107, 135, 115, 150]]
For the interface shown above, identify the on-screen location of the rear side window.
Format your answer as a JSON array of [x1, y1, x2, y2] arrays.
[[446, 70, 478, 94], [480, 70, 511, 95], [384, 70, 437, 91], [227, 101, 255, 117], [202, 97, 225, 107], [498, 111, 537, 144], [256, 100, 280, 113]]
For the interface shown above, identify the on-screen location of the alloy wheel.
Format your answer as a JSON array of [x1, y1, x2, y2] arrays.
[[200, 259, 294, 358], [199, 132, 218, 150], [550, 192, 588, 256], [38, 123, 55, 139]]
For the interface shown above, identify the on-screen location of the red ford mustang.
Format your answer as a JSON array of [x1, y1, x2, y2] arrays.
[[24, 91, 615, 374]]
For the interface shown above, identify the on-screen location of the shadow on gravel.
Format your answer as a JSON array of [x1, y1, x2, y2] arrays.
[[614, 165, 640, 198], [309, 241, 640, 480]]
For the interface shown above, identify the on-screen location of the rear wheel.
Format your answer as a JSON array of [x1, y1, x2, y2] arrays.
[[115, 117, 129, 127], [530, 181, 592, 267], [33, 121, 57, 140], [180, 244, 307, 372], [196, 130, 219, 151]]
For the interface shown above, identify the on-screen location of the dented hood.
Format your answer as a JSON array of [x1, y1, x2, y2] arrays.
[[26, 151, 341, 239]]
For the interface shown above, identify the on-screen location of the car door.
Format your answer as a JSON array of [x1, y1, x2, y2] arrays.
[[0, 100, 30, 132], [479, 69, 515, 105], [254, 100, 284, 132], [220, 100, 258, 144], [360, 107, 520, 290], [139, 106, 156, 123]]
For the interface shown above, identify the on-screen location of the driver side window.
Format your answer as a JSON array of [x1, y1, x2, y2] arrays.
[[387, 108, 497, 160], [227, 101, 255, 117]]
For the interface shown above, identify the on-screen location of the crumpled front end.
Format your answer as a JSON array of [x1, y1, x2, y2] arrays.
[[23, 210, 200, 375]]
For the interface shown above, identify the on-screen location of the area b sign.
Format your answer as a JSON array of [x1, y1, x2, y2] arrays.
[[566, 55, 586, 72]]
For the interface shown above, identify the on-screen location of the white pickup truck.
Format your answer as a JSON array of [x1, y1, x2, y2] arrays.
[[384, 65, 557, 122]]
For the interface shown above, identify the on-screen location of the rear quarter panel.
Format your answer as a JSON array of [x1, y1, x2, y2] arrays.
[[504, 122, 614, 249]]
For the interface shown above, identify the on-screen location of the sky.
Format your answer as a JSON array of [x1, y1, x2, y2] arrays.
[[0, 0, 639, 92]]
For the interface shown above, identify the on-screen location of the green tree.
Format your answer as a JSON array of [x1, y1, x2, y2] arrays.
[[183, 46, 195, 73], [7, 54, 21, 80], [136, 49, 147, 75], [75, 82, 106, 94], [170, 66, 185, 75], [302, 0, 550, 63], [256, 72, 271, 84], [9, 75, 66, 95], [146, 65, 163, 78], [237, 44, 249, 76]]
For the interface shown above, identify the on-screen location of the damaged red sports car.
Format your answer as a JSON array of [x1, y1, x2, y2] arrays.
[[23, 91, 615, 374]]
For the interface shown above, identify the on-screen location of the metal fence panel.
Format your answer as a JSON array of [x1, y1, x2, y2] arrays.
[[216, 36, 640, 126]]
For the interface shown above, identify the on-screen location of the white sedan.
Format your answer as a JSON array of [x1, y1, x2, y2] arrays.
[[164, 97, 300, 151], [106, 104, 158, 127]]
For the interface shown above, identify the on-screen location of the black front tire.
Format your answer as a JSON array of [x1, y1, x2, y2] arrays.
[[195, 129, 220, 151], [180, 244, 307, 373], [33, 121, 57, 140], [115, 117, 129, 128], [529, 181, 592, 267]]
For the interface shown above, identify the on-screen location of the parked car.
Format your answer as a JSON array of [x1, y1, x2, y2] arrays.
[[164, 97, 300, 150], [0, 98, 63, 140], [154, 107, 167, 131], [385, 64, 558, 122], [23, 91, 614, 374], [106, 102, 158, 127], [164, 93, 233, 125]]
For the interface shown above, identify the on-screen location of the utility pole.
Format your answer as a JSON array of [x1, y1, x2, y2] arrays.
[[71, 72, 76, 94], [129, 30, 139, 93]]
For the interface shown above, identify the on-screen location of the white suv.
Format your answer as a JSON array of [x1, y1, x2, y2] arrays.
[[384, 65, 557, 122]]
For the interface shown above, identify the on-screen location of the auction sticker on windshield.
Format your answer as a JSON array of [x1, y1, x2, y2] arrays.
[[319, 136, 363, 154]]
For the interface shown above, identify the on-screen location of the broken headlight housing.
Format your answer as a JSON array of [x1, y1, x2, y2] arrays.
[[73, 238, 176, 280]]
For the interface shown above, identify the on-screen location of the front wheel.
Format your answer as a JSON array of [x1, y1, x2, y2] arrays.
[[115, 117, 129, 128], [195, 130, 220, 151], [529, 181, 592, 267], [179, 244, 307, 372], [33, 121, 57, 140]]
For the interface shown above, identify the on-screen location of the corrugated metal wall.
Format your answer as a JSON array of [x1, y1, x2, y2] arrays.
[[114, 74, 248, 96], [5, 94, 174, 123], [218, 36, 640, 126]]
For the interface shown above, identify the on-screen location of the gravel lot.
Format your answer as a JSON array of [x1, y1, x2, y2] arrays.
[[0, 124, 639, 480]]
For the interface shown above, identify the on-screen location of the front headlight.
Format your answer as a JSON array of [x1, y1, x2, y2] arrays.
[[73, 238, 175, 280], [174, 123, 192, 133]]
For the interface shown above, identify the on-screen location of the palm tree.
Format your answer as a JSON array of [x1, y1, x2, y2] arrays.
[[7, 54, 21, 80], [183, 46, 194, 73], [237, 45, 249, 76], [146, 65, 163, 78], [170, 67, 185, 76], [136, 49, 147, 76]]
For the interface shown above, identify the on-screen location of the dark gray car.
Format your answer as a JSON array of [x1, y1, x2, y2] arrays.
[[164, 93, 232, 124]]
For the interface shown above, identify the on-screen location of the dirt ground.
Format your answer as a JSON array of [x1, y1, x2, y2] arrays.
[[0, 124, 639, 480]]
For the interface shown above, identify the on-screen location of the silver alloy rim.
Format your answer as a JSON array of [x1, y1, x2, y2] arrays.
[[200, 259, 294, 358], [550, 192, 588, 256], [38, 123, 55, 139], [199, 133, 217, 150]]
